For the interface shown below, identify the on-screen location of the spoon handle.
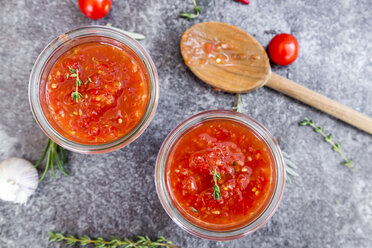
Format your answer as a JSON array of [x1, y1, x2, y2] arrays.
[[266, 73, 372, 135]]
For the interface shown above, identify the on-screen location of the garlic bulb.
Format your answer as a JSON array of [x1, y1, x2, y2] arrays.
[[0, 157, 39, 204]]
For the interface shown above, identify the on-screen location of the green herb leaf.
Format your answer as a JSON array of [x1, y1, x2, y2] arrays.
[[212, 168, 222, 200], [325, 134, 333, 142], [194, 5, 201, 13], [34, 139, 69, 182], [314, 126, 322, 133], [179, 12, 198, 20], [299, 118, 310, 126], [180, 0, 201, 20], [71, 91, 83, 102], [343, 160, 354, 169]]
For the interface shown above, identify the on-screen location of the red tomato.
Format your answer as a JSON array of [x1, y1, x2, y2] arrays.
[[268, 33, 299, 66], [78, 0, 112, 20]]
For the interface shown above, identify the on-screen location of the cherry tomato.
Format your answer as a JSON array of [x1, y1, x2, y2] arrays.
[[268, 33, 299, 66], [78, 0, 112, 20], [238, 0, 250, 4]]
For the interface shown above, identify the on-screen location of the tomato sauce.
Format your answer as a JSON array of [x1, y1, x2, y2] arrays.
[[166, 119, 275, 230], [44, 42, 149, 144]]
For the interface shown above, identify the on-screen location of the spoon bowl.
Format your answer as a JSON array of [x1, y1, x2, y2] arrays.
[[181, 22, 271, 93]]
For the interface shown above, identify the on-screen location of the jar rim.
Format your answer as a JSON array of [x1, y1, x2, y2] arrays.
[[155, 110, 286, 240], [28, 26, 159, 154]]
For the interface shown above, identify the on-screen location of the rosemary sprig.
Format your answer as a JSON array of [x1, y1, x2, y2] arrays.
[[34, 139, 68, 182], [231, 93, 242, 113], [212, 168, 222, 200], [49, 232, 177, 248], [69, 68, 91, 102], [299, 118, 353, 169], [283, 151, 299, 183], [179, 0, 201, 20]]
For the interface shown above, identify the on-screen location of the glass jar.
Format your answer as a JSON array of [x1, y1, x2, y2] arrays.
[[29, 26, 159, 154], [155, 110, 285, 240]]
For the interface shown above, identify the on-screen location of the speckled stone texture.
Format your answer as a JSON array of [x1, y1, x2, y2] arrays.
[[0, 0, 371, 247]]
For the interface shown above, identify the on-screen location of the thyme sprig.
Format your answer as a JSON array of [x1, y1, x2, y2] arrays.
[[179, 0, 201, 20], [299, 118, 353, 169], [69, 67, 91, 102], [34, 139, 68, 182], [49, 232, 177, 248], [212, 168, 222, 200]]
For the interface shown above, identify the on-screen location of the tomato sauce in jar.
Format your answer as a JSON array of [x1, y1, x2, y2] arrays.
[[166, 119, 275, 230], [44, 42, 149, 144]]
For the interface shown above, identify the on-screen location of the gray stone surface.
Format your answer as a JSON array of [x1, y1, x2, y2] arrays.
[[0, 0, 371, 247]]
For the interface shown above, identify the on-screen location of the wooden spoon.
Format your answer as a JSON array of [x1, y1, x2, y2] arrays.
[[180, 22, 372, 135]]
